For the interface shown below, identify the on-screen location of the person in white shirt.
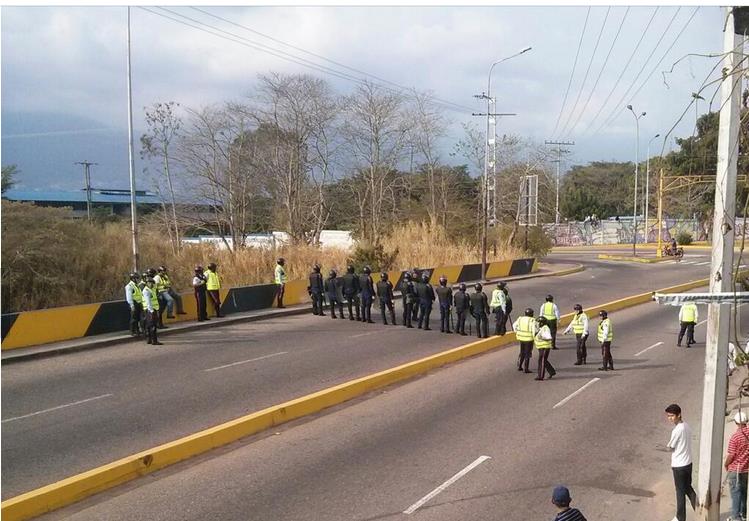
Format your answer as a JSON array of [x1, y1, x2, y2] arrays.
[[563, 304, 589, 365], [664, 403, 696, 521]]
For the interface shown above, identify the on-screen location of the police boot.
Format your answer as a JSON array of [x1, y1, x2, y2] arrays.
[[390, 310, 396, 325]]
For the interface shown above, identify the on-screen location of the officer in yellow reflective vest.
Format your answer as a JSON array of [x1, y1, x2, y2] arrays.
[[275, 258, 288, 309], [125, 272, 143, 336], [677, 302, 698, 347], [539, 295, 560, 349], [513, 308, 537, 373], [597, 309, 614, 371], [142, 278, 163, 345], [490, 281, 508, 336], [204, 262, 223, 317], [563, 303, 589, 365], [534, 316, 556, 381]]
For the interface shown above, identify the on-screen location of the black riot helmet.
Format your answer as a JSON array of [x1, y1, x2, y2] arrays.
[[599, 309, 608, 318], [497, 281, 506, 289], [574, 303, 583, 312], [277, 258, 285, 266], [194, 265, 203, 273], [421, 272, 430, 282], [537, 316, 548, 326], [545, 294, 554, 302], [380, 272, 388, 280], [313, 264, 321, 273], [129, 272, 140, 281], [146, 267, 157, 277], [404, 272, 412, 281], [363, 266, 371, 274], [207, 262, 217, 271], [439, 275, 447, 286], [158, 265, 167, 273], [347, 265, 355, 274], [524, 308, 534, 317], [458, 283, 466, 291], [475, 283, 483, 292], [329, 269, 337, 278]]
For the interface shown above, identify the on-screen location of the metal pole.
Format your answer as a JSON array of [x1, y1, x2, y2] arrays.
[[645, 134, 659, 245], [657, 170, 664, 257], [555, 143, 560, 226], [633, 116, 639, 256], [697, 8, 742, 519], [126, 6, 139, 272]]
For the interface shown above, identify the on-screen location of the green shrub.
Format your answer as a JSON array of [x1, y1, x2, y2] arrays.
[[676, 231, 693, 245], [348, 242, 398, 272]]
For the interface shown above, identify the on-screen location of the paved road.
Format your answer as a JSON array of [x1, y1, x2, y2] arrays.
[[0, 252, 716, 497], [38, 286, 749, 520]]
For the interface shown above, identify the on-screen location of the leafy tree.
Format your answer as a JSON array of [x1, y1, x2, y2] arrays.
[[559, 161, 635, 220], [2, 164, 18, 193]]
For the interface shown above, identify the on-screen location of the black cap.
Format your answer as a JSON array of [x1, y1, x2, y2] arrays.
[[545, 294, 554, 302], [380, 272, 388, 280], [475, 283, 483, 291], [524, 308, 534, 317]]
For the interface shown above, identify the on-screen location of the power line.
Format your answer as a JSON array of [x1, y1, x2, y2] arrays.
[[590, 7, 682, 138], [563, 7, 630, 139], [557, 6, 612, 139], [579, 7, 660, 137], [550, 6, 591, 137]]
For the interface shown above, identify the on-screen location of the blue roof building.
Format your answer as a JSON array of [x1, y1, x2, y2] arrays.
[[2, 188, 163, 216]]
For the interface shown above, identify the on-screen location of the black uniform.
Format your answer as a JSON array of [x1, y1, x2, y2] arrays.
[[324, 276, 343, 319], [453, 289, 469, 335], [410, 272, 420, 322], [376, 280, 396, 325], [416, 280, 435, 330], [435, 286, 453, 333], [342, 272, 360, 321], [469, 291, 489, 338], [503, 289, 513, 330], [400, 278, 416, 328], [308, 271, 325, 316], [359, 273, 375, 323]]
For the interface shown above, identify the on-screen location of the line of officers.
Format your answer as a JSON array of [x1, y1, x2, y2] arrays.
[[307, 266, 615, 381]]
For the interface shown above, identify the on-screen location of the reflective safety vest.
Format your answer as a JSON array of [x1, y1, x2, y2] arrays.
[[160, 273, 172, 290], [681, 303, 697, 322], [490, 289, 505, 310], [515, 316, 535, 342], [155, 275, 167, 293], [127, 280, 143, 303], [275, 264, 287, 284], [205, 269, 220, 290], [534, 325, 552, 349], [597, 318, 613, 342], [571, 312, 588, 334], [542, 302, 556, 320], [144, 287, 160, 311]]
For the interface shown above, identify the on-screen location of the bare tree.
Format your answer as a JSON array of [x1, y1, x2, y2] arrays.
[[453, 122, 486, 247]]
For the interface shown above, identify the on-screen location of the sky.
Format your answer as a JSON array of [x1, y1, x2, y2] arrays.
[[0, 4, 730, 191]]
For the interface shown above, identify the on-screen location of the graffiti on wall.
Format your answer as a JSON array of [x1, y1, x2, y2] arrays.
[[546, 219, 705, 246]]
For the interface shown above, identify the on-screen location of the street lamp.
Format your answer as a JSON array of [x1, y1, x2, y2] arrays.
[[645, 133, 660, 245], [626, 104, 646, 256], [480, 46, 532, 280]]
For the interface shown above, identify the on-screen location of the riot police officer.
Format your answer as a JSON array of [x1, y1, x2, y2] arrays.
[[342, 265, 361, 321], [324, 270, 343, 319], [308, 264, 325, 316], [400, 272, 416, 328], [469, 283, 489, 338], [359, 266, 376, 323], [125, 272, 143, 336], [416, 272, 435, 330], [410, 269, 420, 323], [435, 275, 453, 334], [453, 283, 470, 336], [376, 272, 396, 325]]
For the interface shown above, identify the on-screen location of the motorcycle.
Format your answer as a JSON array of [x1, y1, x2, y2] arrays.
[[662, 245, 684, 261]]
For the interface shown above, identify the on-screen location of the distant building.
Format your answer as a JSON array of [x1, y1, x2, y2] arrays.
[[2, 188, 162, 217], [182, 230, 354, 249]]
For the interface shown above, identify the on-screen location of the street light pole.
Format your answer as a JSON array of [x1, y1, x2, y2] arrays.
[[645, 133, 660, 245], [627, 105, 646, 256], [126, 6, 139, 272]]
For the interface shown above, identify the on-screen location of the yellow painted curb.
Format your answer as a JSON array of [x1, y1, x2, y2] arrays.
[[597, 253, 673, 264], [530, 264, 584, 279], [0, 273, 723, 521]]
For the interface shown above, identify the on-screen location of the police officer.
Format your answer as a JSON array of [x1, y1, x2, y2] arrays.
[[677, 301, 698, 347], [155, 266, 184, 319], [416, 272, 435, 330], [204, 262, 223, 317], [192, 265, 209, 322], [539, 294, 560, 349], [342, 265, 361, 321], [534, 316, 556, 381], [144, 268, 167, 328], [275, 258, 287, 308], [142, 278, 163, 345], [435, 275, 453, 334], [490, 281, 508, 336], [400, 272, 416, 328], [410, 269, 420, 323], [324, 269, 343, 319], [597, 310, 614, 371], [125, 272, 143, 336], [453, 283, 470, 336], [513, 308, 536, 373], [469, 283, 489, 338], [359, 266, 376, 323], [502, 284, 513, 332], [376, 272, 396, 325], [308, 264, 325, 316], [563, 304, 589, 365]]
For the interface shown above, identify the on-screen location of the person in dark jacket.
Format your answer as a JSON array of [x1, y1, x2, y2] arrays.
[[308, 264, 325, 316], [435, 275, 453, 334], [400, 272, 416, 328], [410, 269, 420, 322], [469, 283, 489, 338], [453, 283, 470, 335], [503, 284, 513, 332], [342, 265, 361, 321], [376, 272, 396, 325], [324, 270, 343, 319], [192, 265, 209, 322], [358, 266, 376, 323], [416, 272, 435, 330]]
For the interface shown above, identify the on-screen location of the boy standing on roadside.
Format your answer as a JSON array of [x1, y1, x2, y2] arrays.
[[663, 403, 696, 521], [550, 486, 586, 521]]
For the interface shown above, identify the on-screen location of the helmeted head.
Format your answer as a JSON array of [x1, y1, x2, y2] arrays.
[[574, 304, 583, 313], [194, 265, 203, 273], [411, 269, 419, 279], [380, 272, 388, 281], [537, 316, 548, 326], [129, 272, 140, 282], [497, 281, 506, 289], [277, 258, 285, 266], [329, 269, 337, 278], [146, 277, 156, 286], [158, 266, 167, 273], [404, 272, 412, 281], [599, 310, 608, 319], [141, 272, 149, 281], [474, 283, 483, 292], [363, 266, 371, 274], [146, 267, 157, 277], [208, 262, 217, 271], [421, 272, 430, 283], [347, 265, 355, 274], [524, 307, 534, 317], [545, 294, 554, 302], [458, 283, 466, 291], [313, 264, 321, 273], [439, 275, 447, 286]]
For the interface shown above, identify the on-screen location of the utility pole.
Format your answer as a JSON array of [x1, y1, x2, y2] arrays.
[[696, 7, 743, 520], [544, 140, 574, 226], [126, 6, 139, 273], [74, 161, 97, 222]]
